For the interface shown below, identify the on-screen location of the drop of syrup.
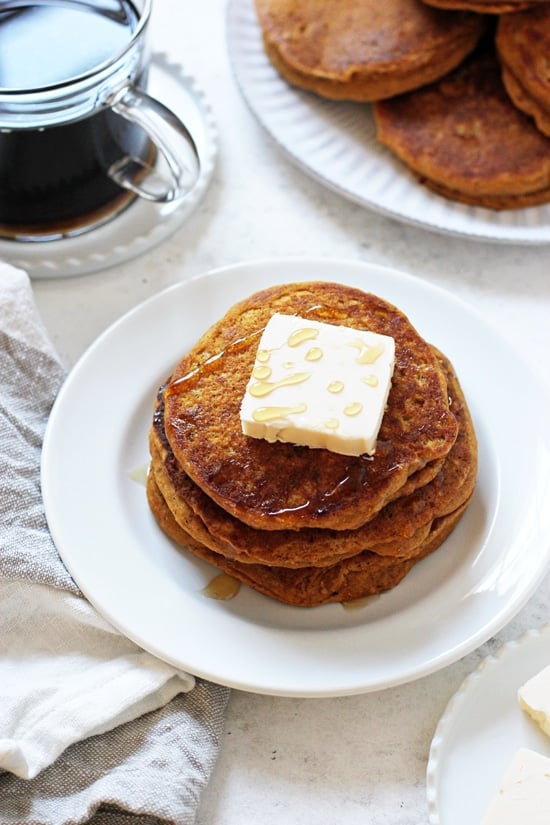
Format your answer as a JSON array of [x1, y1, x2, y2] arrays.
[[202, 573, 241, 601]]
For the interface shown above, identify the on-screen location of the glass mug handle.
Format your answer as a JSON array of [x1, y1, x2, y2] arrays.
[[106, 84, 200, 203]]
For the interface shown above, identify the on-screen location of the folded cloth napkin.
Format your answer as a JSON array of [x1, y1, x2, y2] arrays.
[[0, 262, 230, 824]]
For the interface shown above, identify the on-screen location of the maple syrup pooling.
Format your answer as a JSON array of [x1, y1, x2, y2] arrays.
[[202, 573, 240, 601], [164, 308, 399, 517]]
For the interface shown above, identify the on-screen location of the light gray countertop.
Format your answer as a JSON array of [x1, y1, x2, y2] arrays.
[[30, 1, 550, 823]]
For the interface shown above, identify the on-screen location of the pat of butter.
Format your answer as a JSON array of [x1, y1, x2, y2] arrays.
[[518, 665, 550, 738], [239, 313, 395, 457], [481, 748, 550, 824]]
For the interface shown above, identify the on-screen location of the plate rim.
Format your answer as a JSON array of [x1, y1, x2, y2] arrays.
[[41, 256, 550, 696]]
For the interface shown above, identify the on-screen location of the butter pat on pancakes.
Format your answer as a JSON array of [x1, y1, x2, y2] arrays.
[[481, 748, 550, 825], [239, 313, 395, 456], [518, 665, 550, 738]]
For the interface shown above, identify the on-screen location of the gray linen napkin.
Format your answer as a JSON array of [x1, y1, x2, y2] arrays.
[[0, 265, 230, 825]]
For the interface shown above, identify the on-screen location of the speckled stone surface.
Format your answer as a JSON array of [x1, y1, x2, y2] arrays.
[[30, 1, 550, 823]]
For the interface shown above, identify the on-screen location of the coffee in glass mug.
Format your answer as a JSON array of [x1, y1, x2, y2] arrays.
[[0, 0, 200, 241]]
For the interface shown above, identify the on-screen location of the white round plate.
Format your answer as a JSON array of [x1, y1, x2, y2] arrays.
[[41, 257, 550, 696], [226, 0, 550, 245], [0, 54, 217, 279], [427, 624, 550, 824]]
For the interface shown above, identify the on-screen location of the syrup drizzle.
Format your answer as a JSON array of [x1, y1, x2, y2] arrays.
[[165, 327, 265, 397], [161, 304, 402, 521]]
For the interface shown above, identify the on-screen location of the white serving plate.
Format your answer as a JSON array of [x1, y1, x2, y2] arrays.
[[42, 257, 550, 696]]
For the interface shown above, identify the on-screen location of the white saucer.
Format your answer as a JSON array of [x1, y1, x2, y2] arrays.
[[0, 54, 217, 279]]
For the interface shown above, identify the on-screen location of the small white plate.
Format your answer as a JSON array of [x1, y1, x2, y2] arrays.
[[41, 257, 550, 696], [427, 624, 550, 824], [227, 0, 550, 245], [0, 54, 217, 279]]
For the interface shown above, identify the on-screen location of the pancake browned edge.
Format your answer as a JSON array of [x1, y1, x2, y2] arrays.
[[254, 0, 486, 102], [147, 473, 471, 607], [422, 0, 535, 12], [496, 7, 550, 137], [162, 282, 459, 533], [374, 47, 550, 209], [149, 349, 477, 569], [150, 431, 436, 567]]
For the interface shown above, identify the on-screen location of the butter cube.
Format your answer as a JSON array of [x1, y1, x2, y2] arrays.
[[481, 748, 550, 824], [239, 313, 395, 457], [518, 665, 550, 738]]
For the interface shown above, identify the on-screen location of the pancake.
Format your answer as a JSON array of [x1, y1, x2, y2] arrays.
[[254, 0, 486, 102], [422, 0, 536, 11], [150, 348, 476, 567], [149, 433, 435, 566], [147, 473, 470, 607], [500, 67, 550, 138], [374, 48, 550, 209], [496, 7, 550, 137], [163, 282, 459, 532]]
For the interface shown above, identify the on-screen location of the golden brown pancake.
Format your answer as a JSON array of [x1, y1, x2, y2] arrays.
[[163, 282, 459, 532], [496, 7, 550, 137], [147, 473, 470, 607], [150, 348, 476, 567], [254, 0, 486, 101], [422, 0, 536, 12], [374, 48, 550, 209], [500, 68, 550, 137], [150, 433, 435, 566]]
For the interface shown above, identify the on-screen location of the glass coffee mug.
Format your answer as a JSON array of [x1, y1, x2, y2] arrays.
[[0, 0, 200, 241]]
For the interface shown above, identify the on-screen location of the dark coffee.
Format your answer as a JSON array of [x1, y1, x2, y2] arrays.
[[0, 0, 151, 237]]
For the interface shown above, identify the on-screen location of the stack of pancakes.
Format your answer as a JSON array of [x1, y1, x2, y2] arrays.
[[147, 282, 477, 608], [253, 0, 550, 209]]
